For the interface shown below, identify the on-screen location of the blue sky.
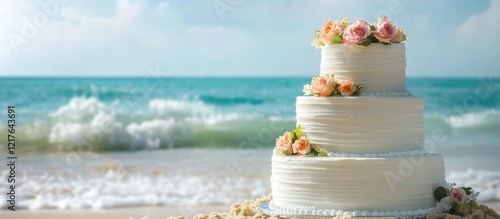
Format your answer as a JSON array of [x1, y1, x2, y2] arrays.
[[0, 0, 499, 77]]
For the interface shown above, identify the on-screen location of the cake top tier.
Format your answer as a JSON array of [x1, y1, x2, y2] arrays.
[[320, 43, 407, 93], [310, 16, 408, 93]]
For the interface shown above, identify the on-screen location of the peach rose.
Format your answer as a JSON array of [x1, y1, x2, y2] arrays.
[[374, 16, 397, 43], [275, 132, 293, 151], [342, 19, 371, 47], [391, 27, 406, 43], [311, 76, 336, 96], [318, 20, 336, 44], [318, 19, 350, 45], [338, 80, 355, 96], [292, 136, 311, 155], [448, 188, 467, 203]]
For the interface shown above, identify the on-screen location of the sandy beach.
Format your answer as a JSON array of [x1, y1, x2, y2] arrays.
[[3, 201, 499, 219], [1, 205, 228, 219]]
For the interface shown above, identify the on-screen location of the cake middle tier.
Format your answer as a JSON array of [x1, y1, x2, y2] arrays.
[[296, 96, 424, 154]]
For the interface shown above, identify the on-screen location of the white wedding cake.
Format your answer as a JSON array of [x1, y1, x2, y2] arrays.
[[269, 17, 447, 217]]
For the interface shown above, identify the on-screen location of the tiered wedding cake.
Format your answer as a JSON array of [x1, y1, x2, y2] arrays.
[[269, 17, 447, 217]]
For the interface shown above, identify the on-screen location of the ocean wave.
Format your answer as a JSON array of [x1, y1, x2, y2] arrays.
[[445, 109, 500, 130], [425, 109, 500, 134], [0, 97, 294, 151]]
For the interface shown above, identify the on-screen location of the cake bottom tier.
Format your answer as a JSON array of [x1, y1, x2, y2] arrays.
[[270, 153, 446, 215]]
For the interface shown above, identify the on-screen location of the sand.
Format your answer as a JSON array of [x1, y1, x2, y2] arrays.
[[2, 205, 228, 219], [3, 196, 499, 219]]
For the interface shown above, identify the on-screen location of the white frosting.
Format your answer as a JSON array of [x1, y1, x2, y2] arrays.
[[271, 153, 446, 212], [320, 44, 406, 93], [296, 96, 424, 154]]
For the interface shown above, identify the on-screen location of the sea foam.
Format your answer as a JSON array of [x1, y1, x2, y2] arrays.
[[445, 109, 500, 130], [0, 149, 272, 210], [1, 97, 287, 151]]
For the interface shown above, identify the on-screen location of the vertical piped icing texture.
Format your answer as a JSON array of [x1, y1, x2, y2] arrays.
[[320, 44, 407, 93], [296, 96, 424, 154]]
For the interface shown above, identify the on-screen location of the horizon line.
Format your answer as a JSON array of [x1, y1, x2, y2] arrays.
[[0, 75, 494, 79]]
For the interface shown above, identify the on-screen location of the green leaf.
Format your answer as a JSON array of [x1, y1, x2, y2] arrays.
[[318, 150, 328, 157], [331, 34, 342, 44], [370, 25, 376, 31], [290, 130, 296, 140], [449, 203, 461, 214], [434, 186, 448, 201], [360, 38, 372, 47], [296, 125, 303, 137], [283, 150, 291, 156], [353, 85, 363, 96], [309, 149, 318, 156], [463, 187, 473, 195]]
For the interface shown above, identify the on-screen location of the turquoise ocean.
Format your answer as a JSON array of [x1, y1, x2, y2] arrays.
[[0, 77, 499, 210], [1, 77, 499, 151]]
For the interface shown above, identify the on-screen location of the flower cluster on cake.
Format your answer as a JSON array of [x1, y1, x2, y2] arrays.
[[434, 184, 480, 217], [302, 74, 362, 97], [311, 16, 406, 48]]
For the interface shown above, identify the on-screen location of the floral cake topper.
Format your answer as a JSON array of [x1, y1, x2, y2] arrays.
[[312, 16, 406, 48]]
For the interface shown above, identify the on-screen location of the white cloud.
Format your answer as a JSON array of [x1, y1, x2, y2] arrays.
[[455, 0, 500, 44], [0, 0, 498, 77]]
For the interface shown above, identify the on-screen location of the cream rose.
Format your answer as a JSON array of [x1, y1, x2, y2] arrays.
[[342, 19, 371, 47], [374, 16, 397, 43], [391, 27, 406, 43], [292, 136, 311, 155], [275, 132, 293, 152], [311, 75, 336, 96], [338, 80, 355, 96]]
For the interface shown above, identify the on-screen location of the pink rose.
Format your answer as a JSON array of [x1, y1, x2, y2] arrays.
[[338, 80, 355, 96], [311, 76, 336, 97], [391, 27, 406, 43], [342, 19, 371, 47], [448, 188, 467, 203], [275, 132, 293, 152], [374, 16, 397, 43], [292, 136, 311, 155]]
